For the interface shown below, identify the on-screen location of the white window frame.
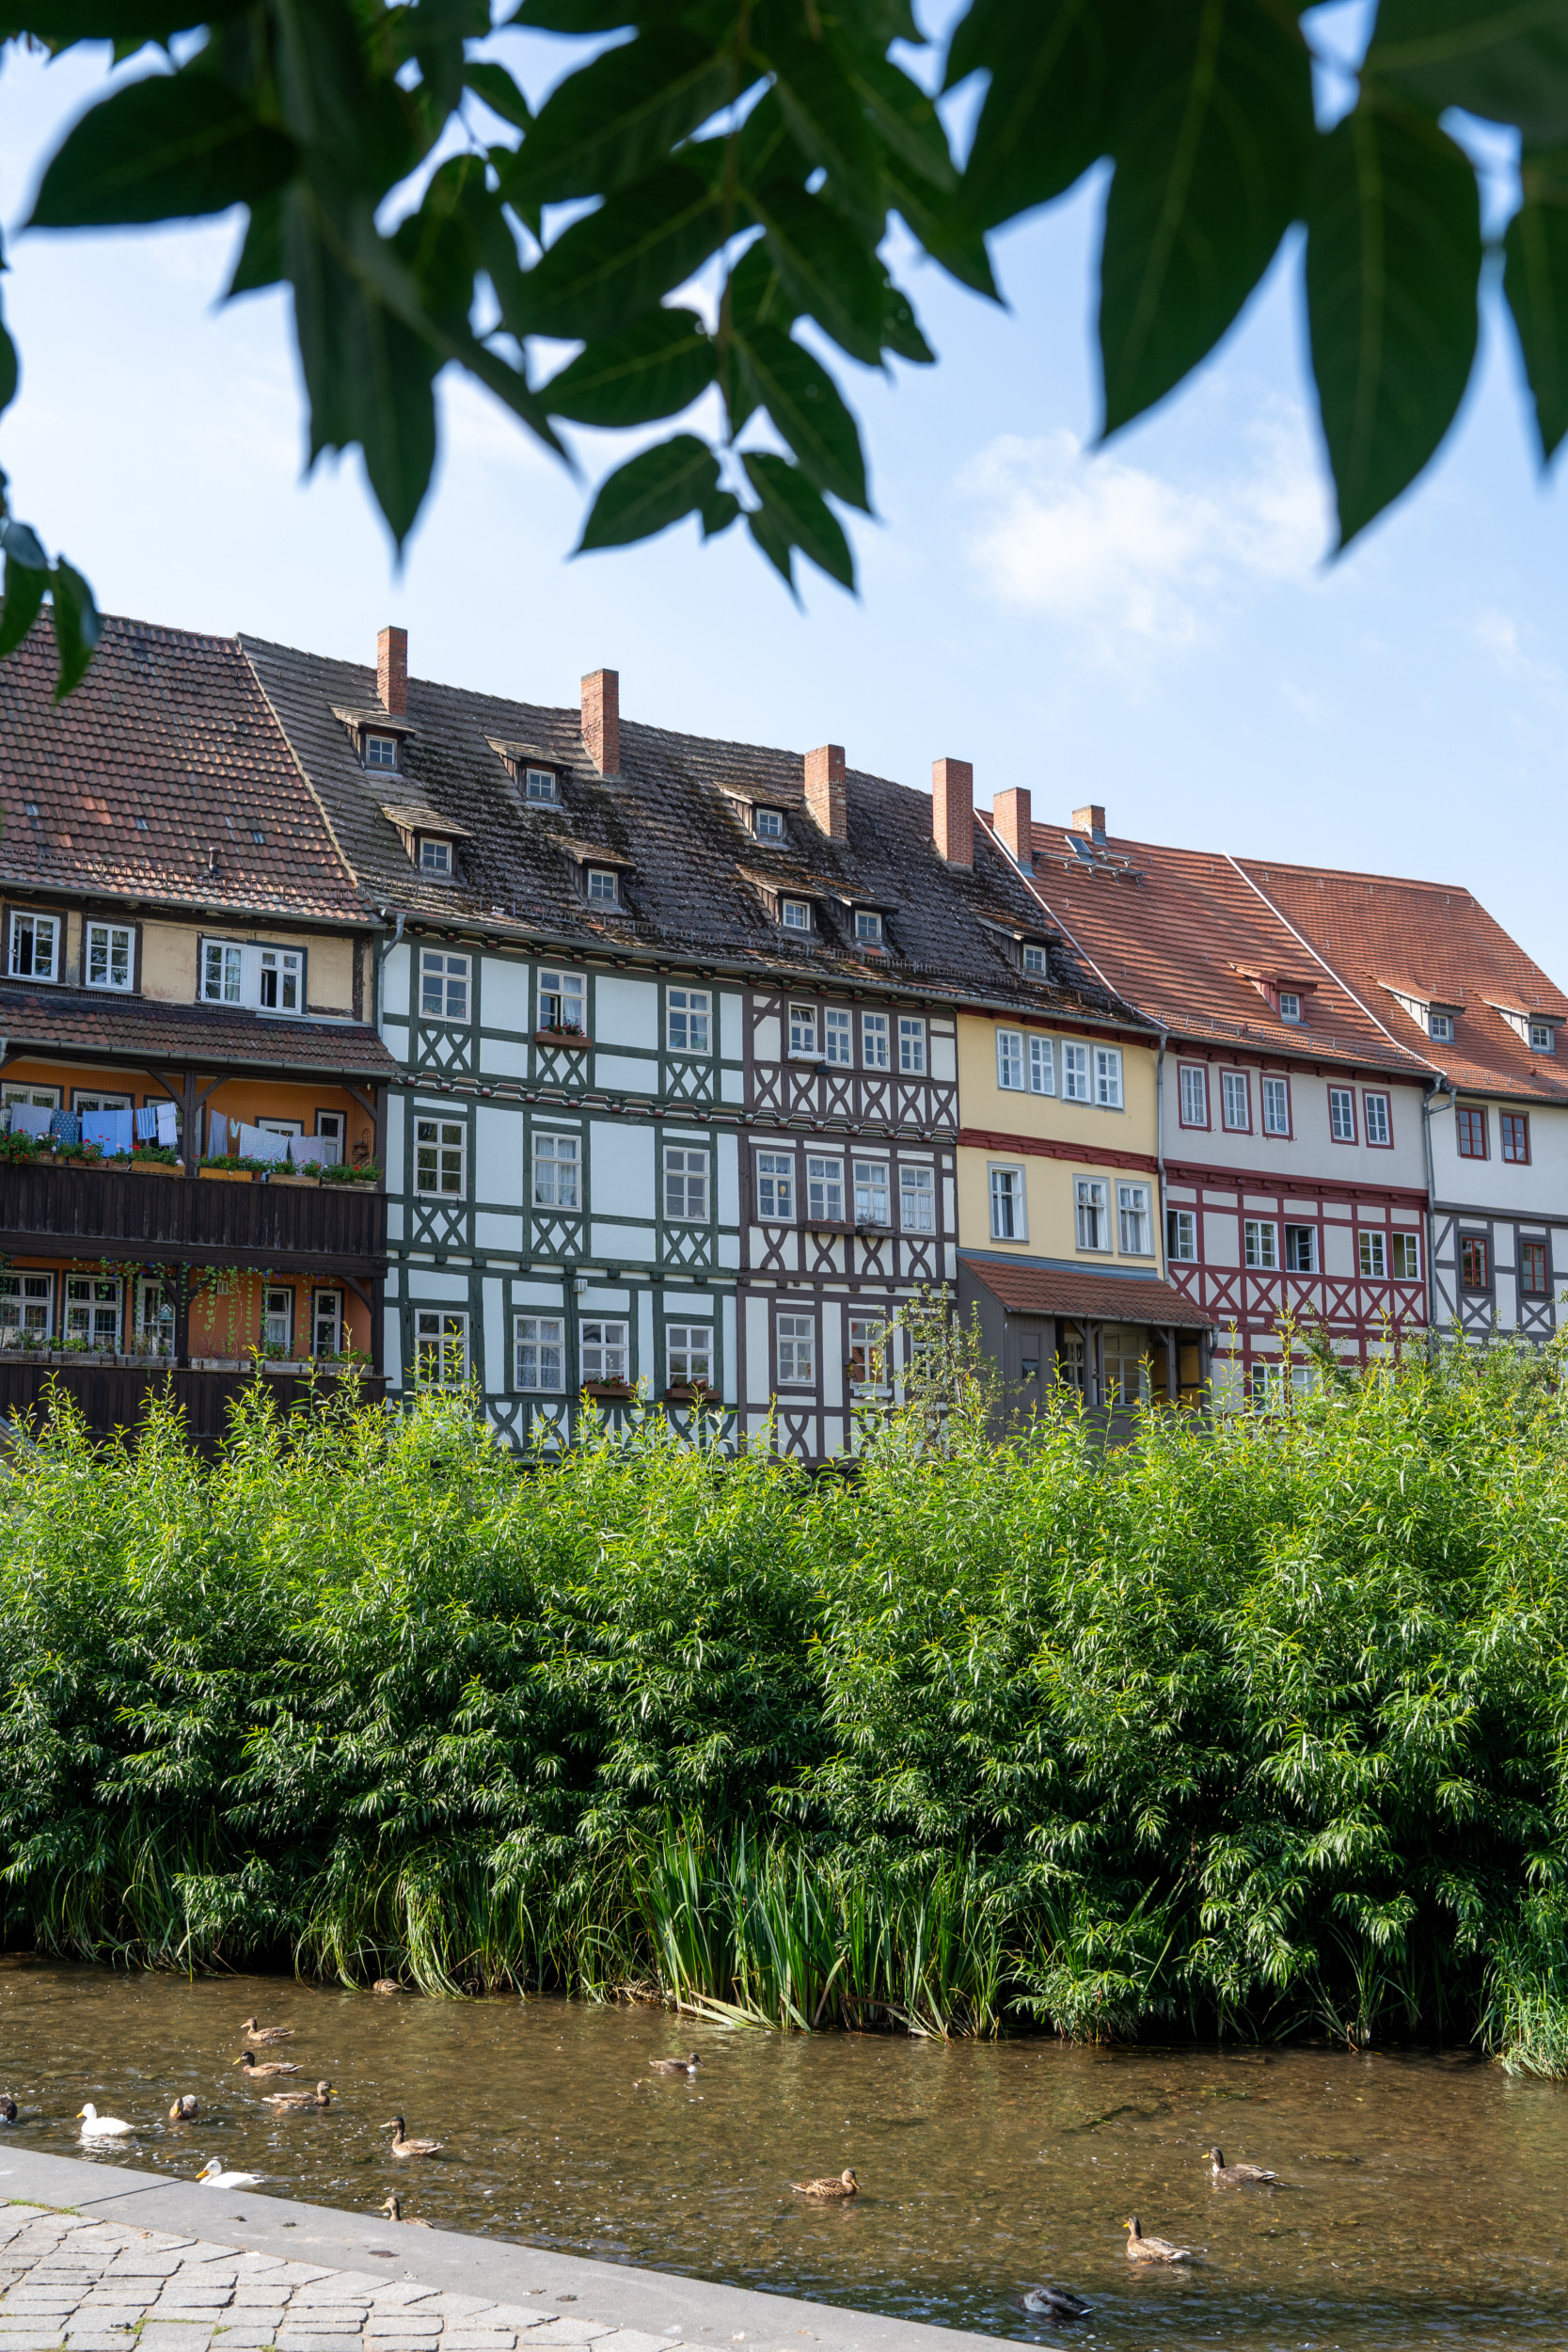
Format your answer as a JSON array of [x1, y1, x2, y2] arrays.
[[666, 987, 710, 1054], [1117, 1181, 1152, 1256], [1243, 1218, 1278, 1270], [788, 1004, 818, 1057], [524, 766, 557, 803], [862, 1011, 889, 1069], [0, 1272, 52, 1346], [414, 1307, 468, 1387], [65, 1274, 120, 1350], [1329, 1086, 1356, 1143], [1429, 1011, 1454, 1042], [806, 1155, 844, 1224], [753, 806, 784, 840], [257, 947, 303, 1013], [515, 1313, 564, 1391], [996, 1028, 1024, 1091], [1261, 1075, 1290, 1136], [898, 1018, 927, 1074], [1278, 991, 1302, 1023], [1529, 1020, 1555, 1052], [1062, 1043, 1090, 1102], [580, 1318, 629, 1385], [1022, 944, 1048, 975], [1364, 1090, 1392, 1147], [1284, 1223, 1318, 1273], [781, 898, 812, 931], [420, 948, 470, 1025], [824, 1006, 853, 1066], [585, 866, 619, 905], [664, 1145, 709, 1223], [85, 920, 135, 993], [666, 1323, 714, 1388], [202, 940, 243, 1006], [261, 1285, 294, 1355], [538, 966, 586, 1034], [1028, 1035, 1056, 1096], [853, 1159, 891, 1228], [776, 1313, 816, 1386], [854, 909, 884, 944], [900, 1162, 935, 1232], [847, 1311, 890, 1393], [1391, 1231, 1421, 1280], [414, 1114, 467, 1199], [1094, 1047, 1123, 1108], [312, 1289, 343, 1359], [418, 836, 453, 876], [1221, 1071, 1250, 1132], [1358, 1229, 1387, 1279], [532, 1129, 580, 1210], [990, 1163, 1026, 1242], [755, 1151, 794, 1221], [1166, 1208, 1196, 1263], [146, 1279, 182, 1357], [364, 732, 398, 771], [1074, 1176, 1109, 1251], [1179, 1064, 1208, 1128]]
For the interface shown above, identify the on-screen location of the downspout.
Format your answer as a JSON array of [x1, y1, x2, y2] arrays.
[[1421, 1074, 1453, 1344], [1155, 1025, 1168, 1276], [374, 908, 406, 1031]]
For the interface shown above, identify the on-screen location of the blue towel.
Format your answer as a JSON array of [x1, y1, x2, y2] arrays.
[[135, 1107, 158, 1142], [82, 1108, 134, 1155], [51, 1110, 81, 1148]]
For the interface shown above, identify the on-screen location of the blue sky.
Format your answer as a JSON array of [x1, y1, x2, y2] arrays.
[[0, 8, 1563, 977]]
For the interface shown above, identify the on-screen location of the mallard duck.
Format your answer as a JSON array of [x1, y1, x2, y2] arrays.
[[1207, 2144, 1277, 2185], [264, 2080, 335, 2112], [237, 2050, 301, 2078], [372, 1979, 402, 1995], [792, 2168, 858, 2199], [384, 2115, 443, 2158], [198, 2159, 264, 2187], [78, 2104, 134, 2137], [0, 2095, 17, 2124], [168, 2095, 199, 2123], [1022, 2284, 1091, 2321], [380, 2194, 432, 2227], [648, 2051, 702, 2076], [1124, 2216, 1191, 2263], [240, 2017, 294, 2046]]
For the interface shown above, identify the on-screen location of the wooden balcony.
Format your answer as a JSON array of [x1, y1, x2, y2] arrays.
[[0, 1164, 387, 1273], [0, 1359, 387, 1450]]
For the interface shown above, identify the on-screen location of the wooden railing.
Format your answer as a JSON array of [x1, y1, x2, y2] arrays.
[[0, 1361, 388, 1448], [0, 1165, 386, 1271]]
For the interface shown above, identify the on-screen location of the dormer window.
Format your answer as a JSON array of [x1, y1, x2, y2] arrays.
[[782, 898, 811, 932], [754, 807, 784, 840], [586, 866, 619, 905], [854, 909, 884, 945], [1278, 992, 1302, 1024], [1430, 1011, 1454, 1043], [419, 837, 453, 876], [525, 767, 557, 803], [1022, 945, 1048, 976], [1531, 1020, 1555, 1052], [365, 734, 398, 771]]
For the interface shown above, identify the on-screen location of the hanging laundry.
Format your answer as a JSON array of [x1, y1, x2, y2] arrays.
[[51, 1110, 82, 1149], [11, 1102, 54, 1139], [239, 1122, 289, 1164], [156, 1100, 180, 1149], [291, 1134, 330, 1167], [135, 1107, 159, 1143], [208, 1110, 230, 1158]]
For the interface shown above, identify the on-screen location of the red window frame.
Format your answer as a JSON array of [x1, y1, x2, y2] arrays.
[[1460, 1232, 1491, 1290], [1328, 1085, 1356, 1144], [1456, 1106, 1488, 1160], [1220, 1069, 1252, 1134], [1501, 1111, 1530, 1165], [1363, 1091, 1393, 1148], [1520, 1238, 1549, 1296], [1177, 1062, 1210, 1130]]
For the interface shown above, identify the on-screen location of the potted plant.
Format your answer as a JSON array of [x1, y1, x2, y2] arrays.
[[663, 1378, 719, 1406], [130, 1143, 182, 1178], [582, 1376, 635, 1403], [198, 1153, 258, 1184], [322, 1158, 381, 1185], [535, 1019, 591, 1048], [268, 1164, 321, 1188]]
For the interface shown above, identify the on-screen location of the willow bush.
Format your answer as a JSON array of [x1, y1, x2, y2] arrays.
[[2, 1330, 1567, 2072]]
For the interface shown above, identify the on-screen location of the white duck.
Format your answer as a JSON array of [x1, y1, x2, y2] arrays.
[[197, 2159, 264, 2187], [78, 2105, 134, 2137]]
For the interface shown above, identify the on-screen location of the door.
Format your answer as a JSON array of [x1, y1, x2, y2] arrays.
[[135, 1278, 174, 1359], [1005, 1316, 1053, 1414]]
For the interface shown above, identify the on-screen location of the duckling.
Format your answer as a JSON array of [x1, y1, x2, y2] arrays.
[[0, 2095, 16, 2125], [1207, 2144, 1278, 2185], [237, 2050, 301, 2079], [198, 2159, 264, 2188], [264, 2080, 335, 2112], [1124, 2216, 1191, 2263], [239, 2016, 294, 2046], [384, 2114, 443, 2158], [78, 2104, 134, 2137], [372, 1979, 402, 1995], [648, 2051, 702, 2076], [791, 2168, 858, 2200], [380, 2194, 432, 2227], [1022, 2285, 1091, 2321], [168, 2095, 199, 2123]]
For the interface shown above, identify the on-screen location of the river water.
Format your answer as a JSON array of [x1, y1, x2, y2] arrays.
[[0, 1963, 1562, 2349]]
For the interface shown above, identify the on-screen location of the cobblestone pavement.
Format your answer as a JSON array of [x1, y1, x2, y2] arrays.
[[0, 2205, 678, 2352]]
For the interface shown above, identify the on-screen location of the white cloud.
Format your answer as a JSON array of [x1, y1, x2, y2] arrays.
[[1471, 606, 1560, 688], [955, 409, 1330, 660]]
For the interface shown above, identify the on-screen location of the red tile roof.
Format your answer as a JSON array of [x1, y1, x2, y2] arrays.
[[962, 1256, 1211, 1326], [0, 985, 398, 1078]]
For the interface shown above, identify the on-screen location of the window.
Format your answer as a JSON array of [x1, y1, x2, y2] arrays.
[[365, 733, 397, 771], [853, 1160, 890, 1227], [1501, 1111, 1530, 1165], [1167, 1208, 1196, 1262], [420, 949, 469, 1024], [855, 910, 883, 944], [258, 1117, 303, 1141], [1456, 1106, 1488, 1160], [1364, 1091, 1392, 1148], [1262, 1076, 1290, 1136], [900, 1163, 935, 1232], [1521, 1239, 1549, 1297], [862, 1011, 889, 1069], [1062, 1043, 1090, 1101], [1391, 1232, 1421, 1279], [755, 1152, 794, 1221], [1022, 944, 1048, 976], [789, 1004, 818, 1057], [1329, 1087, 1356, 1143], [312, 1290, 342, 1358], [664, 1146, 709, 1221], [315, 1110, 344, 1165], [667, 988, 710, 1054], [754, 806, 784, 840], [899, 1018, 927, 1074], [203, 940, 243, 1005], [538, 967, 585, 1034], [0, 1274, 51, 1345], [1530, 1020, 1555, 1052], [1179, 1065, 1209, 1128], [415, 1308, 468, 1386], [258, 948, 303, 1012], [515, 1314, 564, 1391], [806, 1155, 844, 1223], [1074, 1176, 1109, 1251], [1358, 1230, 1387, 1279], [1285, 1224, 1318, 1273], [1222, 1072, 1250, 1132], [524, 766, 557, 803], [990, 1165, 1025, 1241], [4, 1085, 58, 1110], [586, 866, 619, 905], [1278, 992, 1302, 1023], [66, 1275, 119, 1349], [1095, 1047, 1123, 1107], [847, 1312, 888, 1391], [532, 1130, 580, 1209], [1102, 1325, 1150, 1409], [1029, 1035, 1055, 1095], [667, 1324, 713, 1387], [415, 1116, 466, 1198], [86, 921, 134, 993], [996, 1029, 1024, 1090], [1243, 1219, 1278, 1269], [781, 898, 811, 931], [1460, 1233, 1491, 1290], [261, 1287, 294, 1354], [825, 1008, 852, 1066], [72, 1089, 131, 1117], [419, 837, 452, 876], [580, 1319, 629, 1384], [1117, 1181, 1152, 1255], [776, 1313, 815, 1385], [1429, 1011, 1454, 1042]]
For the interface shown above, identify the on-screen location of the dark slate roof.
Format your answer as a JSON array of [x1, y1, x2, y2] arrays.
[[0, 616, 366, 923], [963, 1257, 1212, 1327], [0, 985, 398, 1077], [239, 635, 1130, 1021]]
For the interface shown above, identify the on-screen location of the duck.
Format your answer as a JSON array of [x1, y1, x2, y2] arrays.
[[648, 2051, 702, 2076], [264, 2080, 334, 2112], [372, 1979, 402, 1995], [1124, 2216, 1192, 2263], [791, 2169, 858, 2200], [1022, 2285, 1091, 2321], [380, 2194, 432, 2227], [239, 2017, 294, 2046], [236, 2050, 301, 2079], [384, 2115, 443, 2158], [0, 2095, 16, 2125], [168, 2095, 199, 2123], [78, 2105, 134, 2137], [1207, 2144, 1278, 2185], [198, 2159, 264, 2188]]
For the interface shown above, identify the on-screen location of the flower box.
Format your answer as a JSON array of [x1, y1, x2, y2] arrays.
[[534, 1029, 593, 1049], [198, 1167, 254, 1184], [191, 1357, 248, 1371], [663, 1383, 719, 1406], [130, 1159, 182, 1178], [583, 1379, 634, 1402], [267, 1172, 321, 1188]]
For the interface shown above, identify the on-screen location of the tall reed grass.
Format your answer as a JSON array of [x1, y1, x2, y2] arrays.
[[2, 1326, 1567, 2071]]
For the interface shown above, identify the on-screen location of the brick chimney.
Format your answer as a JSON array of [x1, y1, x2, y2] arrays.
[[993, 786, 1033, 869], [804, 742, 846, 837], [1072, 802, 1107, 842], [377, 625, 407, 716], [582, 667, 620, 775], [931, 757, 973, 866]]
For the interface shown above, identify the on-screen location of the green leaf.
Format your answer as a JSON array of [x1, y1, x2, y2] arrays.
[[951, 0, 1134, 231], [751, 1, 883, 233], [844, 51, 955, 192], [49, 560, 102, 700], [1100, 0, 1313, 436], [733, 324, 869, 507], [1369, 0, 1568, 148], [227, 192, 283, 297], [0, 2, 249, 37], [577, 432, 723, 548], [1305, 95, 1481, 548], [882, 158, 997, 297], [544, 307, 717, 424], [725, 238, 791, 334], [700, 485, 741, 535], [0, 316, 16, 419], [1504, 151, 1568, 461], [745, 497, 798, 587], [744, 183, 885, 363], [29, 72, 297, 229], [465, 61, 534, 132], [500, 31, 743, 210], [0, 544, 49, 664], [742, 449, 855, 588], [517, 163, 724, 341], [880, 274, 934, 363]]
